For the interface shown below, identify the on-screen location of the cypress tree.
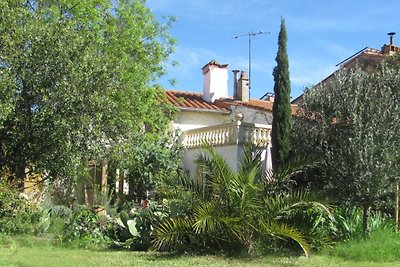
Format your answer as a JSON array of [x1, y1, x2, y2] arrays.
[[271, 18, 291, 171]]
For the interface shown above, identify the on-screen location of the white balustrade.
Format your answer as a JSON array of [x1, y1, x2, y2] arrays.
[[182, 121, 270, 148]]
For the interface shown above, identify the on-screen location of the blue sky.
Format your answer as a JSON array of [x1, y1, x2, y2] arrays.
[[146, 0, 400, 100]]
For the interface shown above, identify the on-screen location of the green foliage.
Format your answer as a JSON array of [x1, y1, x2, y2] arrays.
[[0, 0, 177, 182], [331, 226, 400, 262], [271, 18, 292, 171], [121, 135, 183, 200], [62, 207, 110, 249], [325, 206, 393, 242], [153, 145, 331, 256], [293, 64, 400, 235], [0, 182, 41, 234], [109, 206, 170, 250]]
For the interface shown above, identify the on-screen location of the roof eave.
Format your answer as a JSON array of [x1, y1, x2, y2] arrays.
[[178, 106, 230, 114]]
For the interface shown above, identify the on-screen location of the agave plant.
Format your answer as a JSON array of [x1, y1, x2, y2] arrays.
[[153, 144, 332, 256]]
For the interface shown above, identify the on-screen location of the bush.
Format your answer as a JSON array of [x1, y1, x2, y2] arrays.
[[62, 207, 110, 249], [324, 206, 393, 242], [37, 205, 72, 236], [0, 182, 41, 234]]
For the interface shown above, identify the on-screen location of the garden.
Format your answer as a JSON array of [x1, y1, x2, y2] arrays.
[[2, 142, 400, 266], [2, 1, 400, 266]]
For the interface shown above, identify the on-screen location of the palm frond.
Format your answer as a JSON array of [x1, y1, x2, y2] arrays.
[[258, 220, 312, 257], [193, 201, 226, 234], [157, 145, 332, 255], [158, 169, 192, 194], [262, 156, 317, 194], [238, 143, 262, 174], [195, 145, 235, 203], [263, 189, 332, 221], [232, 170, 263, 214], [152, 216, 195, 251]]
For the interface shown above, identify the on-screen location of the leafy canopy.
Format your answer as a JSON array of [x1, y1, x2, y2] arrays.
[[293, 63, 400, 234], [0, 0, 177, 181]]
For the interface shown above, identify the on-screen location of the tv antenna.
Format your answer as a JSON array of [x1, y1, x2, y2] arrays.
[[232, 30, 270, 96]]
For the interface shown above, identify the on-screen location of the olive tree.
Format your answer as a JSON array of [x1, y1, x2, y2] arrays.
[[293, 64, 400, 236]]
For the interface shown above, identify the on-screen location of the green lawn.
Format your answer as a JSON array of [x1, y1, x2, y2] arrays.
[[0, 236, 399, 267]]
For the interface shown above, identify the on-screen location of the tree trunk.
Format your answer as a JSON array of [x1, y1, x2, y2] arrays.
[[14, 160, 27, 191], [107, 163, 117, 204]]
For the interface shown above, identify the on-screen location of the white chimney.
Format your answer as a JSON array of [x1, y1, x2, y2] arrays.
[[202, 60, 228, 102]]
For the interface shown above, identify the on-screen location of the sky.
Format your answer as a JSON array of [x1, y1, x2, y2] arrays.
[[146, 0, 400, 100]]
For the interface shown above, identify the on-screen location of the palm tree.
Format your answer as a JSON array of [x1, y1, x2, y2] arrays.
[[153, 144, 331, 256]]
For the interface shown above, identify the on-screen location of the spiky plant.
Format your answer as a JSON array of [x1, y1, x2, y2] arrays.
[[153, 144, 331, 256]]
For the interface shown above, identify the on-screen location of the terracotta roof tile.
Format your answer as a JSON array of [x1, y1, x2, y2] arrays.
[[165, 90, 299, 115], [216, 98, 299, 115], [165, 90, 229, 112]]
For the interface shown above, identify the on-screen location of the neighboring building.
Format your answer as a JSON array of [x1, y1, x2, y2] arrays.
[[292, 32, 400, 104], [165, 60, 298, 177]]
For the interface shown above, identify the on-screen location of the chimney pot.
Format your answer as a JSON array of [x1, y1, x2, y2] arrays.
[[237, 70, 249, 102], [388, 32, 396, 46], [232, 70, 240, 99]]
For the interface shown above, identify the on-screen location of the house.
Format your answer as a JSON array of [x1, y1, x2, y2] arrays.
[[76, 60, 300, 204], [292, 32, 400, 104], [165, 60, 298, 177]]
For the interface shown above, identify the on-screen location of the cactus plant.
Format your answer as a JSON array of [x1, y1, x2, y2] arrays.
[[119, 211, 139, 239]]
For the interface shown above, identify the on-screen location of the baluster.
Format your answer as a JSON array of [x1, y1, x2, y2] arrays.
[[259, 129, 265, 146], [219, 129, 223, 145], [189, 134, 193, 148], [186, 134, 190, 148]]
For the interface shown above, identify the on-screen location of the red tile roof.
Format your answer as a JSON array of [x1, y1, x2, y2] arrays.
[[214, 98, 274, 112], [166, 90, 299, 115], [165, 90, 229, 112]]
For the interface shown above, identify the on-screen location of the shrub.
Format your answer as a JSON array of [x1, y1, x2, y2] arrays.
[[62, 207, 110, 249], [323, 206, 393, 242], [37, 205, 72, 236], [153, 145, 332, 256], [0, 182, 41, 234]]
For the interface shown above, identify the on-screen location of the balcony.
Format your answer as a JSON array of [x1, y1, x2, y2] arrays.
[[182, 120, 271, 149]]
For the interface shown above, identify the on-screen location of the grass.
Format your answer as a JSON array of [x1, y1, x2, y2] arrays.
[[330, 227, 400, 262], [1, 234, 400, 267]]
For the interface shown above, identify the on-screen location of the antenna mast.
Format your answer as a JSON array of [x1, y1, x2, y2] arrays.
[[232, 30, 270, 97]]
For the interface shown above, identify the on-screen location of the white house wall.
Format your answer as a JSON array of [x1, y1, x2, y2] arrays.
[[174, 110, 230, 132], [173, 105, 273, 178], [183, 145, 242, 178], [174, 106, 272, 133], [231, 106, 273, 125]]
